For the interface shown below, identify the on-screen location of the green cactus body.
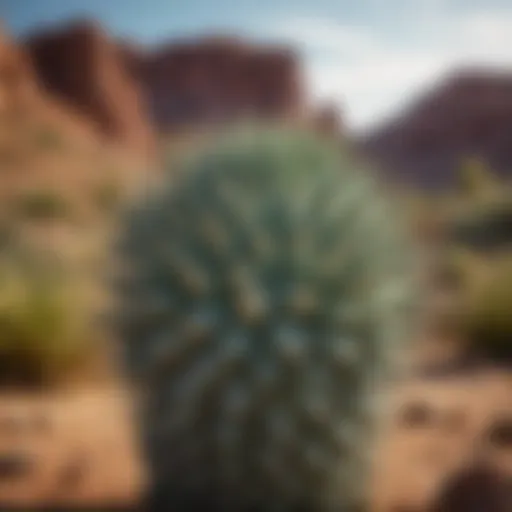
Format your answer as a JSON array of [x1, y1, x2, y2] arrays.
[[115, 127, 420, 511]]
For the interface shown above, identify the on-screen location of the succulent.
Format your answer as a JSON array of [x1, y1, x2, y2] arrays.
[[462, 256, 512, 363], [114, 127, 421, 511]]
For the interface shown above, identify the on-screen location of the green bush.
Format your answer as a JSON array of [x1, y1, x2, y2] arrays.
[[0, 240, 90, 387], [16, 189, 70, 221], [462, 257, 512, 362]]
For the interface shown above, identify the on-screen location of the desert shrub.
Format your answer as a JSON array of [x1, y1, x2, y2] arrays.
[[92, 179, 122, 213], [16, 189, 70, 221], [461, 256, 512, 363], [456, 156, 499, 201], [0, 240, 91, 387], [33, 126, 64, 150], [449, 199, 512, 253]]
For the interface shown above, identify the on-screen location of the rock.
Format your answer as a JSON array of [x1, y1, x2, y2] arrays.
[[0, 23, 39, 114], [432, 465, 510, 512], [0, 452, 34, 480], [486, 416, 512, 449], [361, 68, 512, 189], [127, 35, 305, 130], [398, 400, 437, 428], [20, 18, 307, 139], [24, 19, 155, 154], [59, 455, 86, 489]]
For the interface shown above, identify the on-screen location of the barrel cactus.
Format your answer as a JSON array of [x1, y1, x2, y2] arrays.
[[114, 127, 422, 511]]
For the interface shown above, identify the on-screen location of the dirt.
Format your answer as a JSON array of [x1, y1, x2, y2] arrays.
[[0, 362, 508, 511], [371, 368, 512, 511], [0, 386, 146, 509]]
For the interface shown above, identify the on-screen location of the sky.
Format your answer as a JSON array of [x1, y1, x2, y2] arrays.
[[2, 0, 512, 132]]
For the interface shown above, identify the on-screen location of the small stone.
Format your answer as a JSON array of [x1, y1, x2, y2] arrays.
[[398, 400, 436, 428], [0, 452, 33, 480], [487, 416, 512, 449]]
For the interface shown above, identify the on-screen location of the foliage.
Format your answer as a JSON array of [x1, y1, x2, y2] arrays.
[[423, 159, 512, 363], [15, 189, 71, 221], [0, 238, 91, 387], [461, 256, 512, 362], [456, 156, 500, 202]]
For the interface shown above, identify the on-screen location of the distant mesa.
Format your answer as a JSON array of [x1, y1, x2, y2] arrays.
[[360, 68, 512, 189], [123, 33, 306, 130], [6, 14, 512, 186], [19, 17, 309, 153]]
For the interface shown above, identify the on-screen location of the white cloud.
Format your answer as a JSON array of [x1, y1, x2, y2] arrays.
[[273, 19, 379, 58], [264, 8, 512, 133]]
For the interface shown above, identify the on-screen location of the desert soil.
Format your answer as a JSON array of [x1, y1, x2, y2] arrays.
[[0, 385, 146, 509], [0, 366, 509, 511]]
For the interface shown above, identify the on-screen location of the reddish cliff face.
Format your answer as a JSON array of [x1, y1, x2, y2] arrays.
[[24, 20, 154, 153], [0, 24, 99, 152], [361, 69, 512, 189], [19, 17, 334, 148], [0, 24, 39, 114], [127, 36, 305, 130]]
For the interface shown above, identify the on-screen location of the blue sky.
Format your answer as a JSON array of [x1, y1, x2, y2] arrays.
[[3, 0, 512, 132]]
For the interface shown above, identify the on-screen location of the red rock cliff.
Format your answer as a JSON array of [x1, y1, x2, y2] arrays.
[[125, 36, 305, 130], [23, 20, 313, 141], [0, 24, 40, 114], [24, 20, 154, 152], [0, 23, 99, 150]]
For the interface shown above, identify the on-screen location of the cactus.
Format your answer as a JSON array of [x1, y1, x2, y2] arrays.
[[114, 127, 421, 511]]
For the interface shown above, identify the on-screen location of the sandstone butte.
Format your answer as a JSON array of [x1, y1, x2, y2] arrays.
[[19, 17, 343, 153], [361, 69, 512, 189]]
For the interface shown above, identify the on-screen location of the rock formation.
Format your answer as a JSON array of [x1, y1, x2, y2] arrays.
[[22, 19, 308, 141], [130, 36, 305, 130], [361, 69, 512, 189], [0, 23, 99, 155], [24, 19, 155, 153], [0, 23, 39, 114]]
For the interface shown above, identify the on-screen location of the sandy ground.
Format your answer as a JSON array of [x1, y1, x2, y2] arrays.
[[0, 366, 509, 510], [0, 385, 146, 509], [371, 368, 512, 511]]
